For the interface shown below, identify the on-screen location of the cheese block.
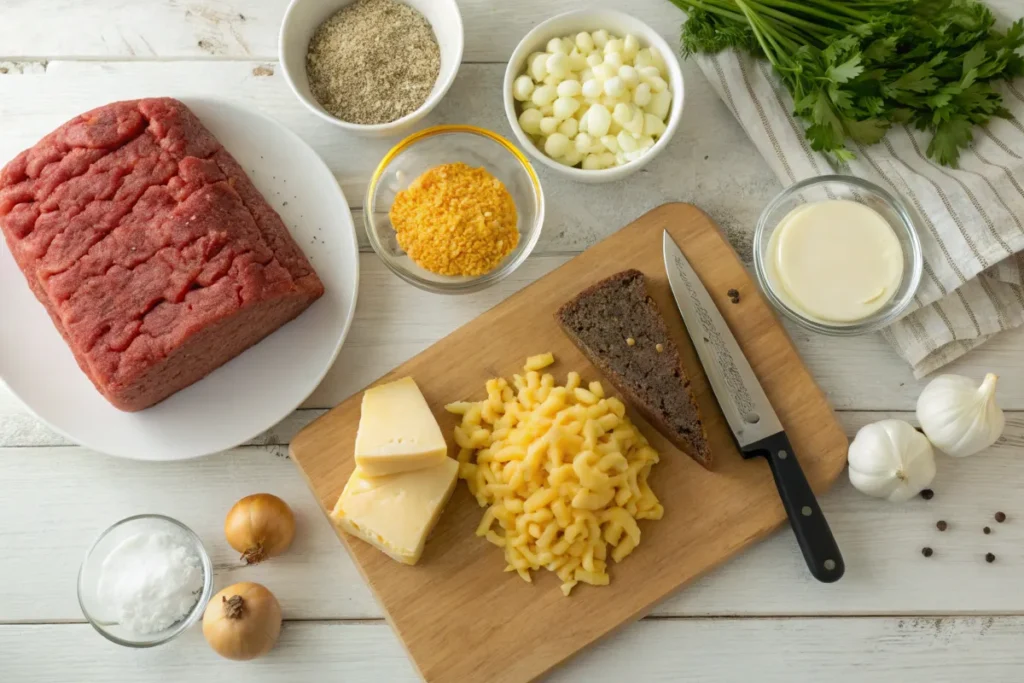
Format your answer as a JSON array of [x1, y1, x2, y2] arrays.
[[354, 377, 448, 476], [331, 457, 459, 565]]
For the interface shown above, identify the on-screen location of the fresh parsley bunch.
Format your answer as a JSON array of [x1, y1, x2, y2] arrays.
[[672, 0, 1024, 166]]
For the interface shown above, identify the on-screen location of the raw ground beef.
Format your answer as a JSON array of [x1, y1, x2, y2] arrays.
[[0, 98, 324, 411]]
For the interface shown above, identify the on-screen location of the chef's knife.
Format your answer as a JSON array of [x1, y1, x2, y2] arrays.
[[663, 230, 844, 583]]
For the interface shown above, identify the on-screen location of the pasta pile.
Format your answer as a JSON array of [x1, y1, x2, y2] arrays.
[[446, 353, 663, 596]]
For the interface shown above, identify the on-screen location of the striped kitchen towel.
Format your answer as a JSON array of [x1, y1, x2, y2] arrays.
[[694, 49, 1024, 377]]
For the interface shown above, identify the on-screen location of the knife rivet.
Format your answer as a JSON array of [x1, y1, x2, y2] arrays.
[[801, 506, 812, 517], [824, 559, 836, 571], [778, 450, 788, 460]]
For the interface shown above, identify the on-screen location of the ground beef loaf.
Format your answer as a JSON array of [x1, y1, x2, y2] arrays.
[[556, 269, 712, 468], [0, 98, 324, 411]]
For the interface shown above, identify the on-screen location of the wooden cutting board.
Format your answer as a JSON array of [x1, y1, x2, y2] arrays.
[[290, 203, 849, 683]]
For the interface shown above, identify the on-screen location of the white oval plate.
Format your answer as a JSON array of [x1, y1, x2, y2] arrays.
[[0, 98, 359, 460]]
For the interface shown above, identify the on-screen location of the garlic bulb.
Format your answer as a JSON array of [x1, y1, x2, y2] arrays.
[[916, 373, 1004, 458], [847, 419, 936, 502]]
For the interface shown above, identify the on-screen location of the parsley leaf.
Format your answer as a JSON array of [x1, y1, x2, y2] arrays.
[[827, 54, 864, 84], [929, 116, 975, 166], [845, 118, 891, 145], [672, 0, 1024, 167]]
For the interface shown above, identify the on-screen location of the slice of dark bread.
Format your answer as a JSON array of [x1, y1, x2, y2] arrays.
[[556, 269, 712, 468]]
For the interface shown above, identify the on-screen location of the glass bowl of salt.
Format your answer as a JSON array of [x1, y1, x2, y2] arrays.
[[77, 514, 214, 647]]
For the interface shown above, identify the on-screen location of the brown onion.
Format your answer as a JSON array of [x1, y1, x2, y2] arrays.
[[224, 493, 295, 564], [202, 582, 281, 660]]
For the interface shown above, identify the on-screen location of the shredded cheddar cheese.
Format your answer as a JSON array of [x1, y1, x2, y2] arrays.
[[389, 162, 519, 276], [445, 355, 663, 596]]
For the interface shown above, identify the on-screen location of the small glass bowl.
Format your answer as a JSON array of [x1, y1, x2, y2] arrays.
[[364, 125, 545, 294], [77, 514, 214, 648], [753, 175, 923, 336]]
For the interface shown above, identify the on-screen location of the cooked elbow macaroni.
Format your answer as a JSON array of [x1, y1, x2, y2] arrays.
[[446, 354, 663, 596]]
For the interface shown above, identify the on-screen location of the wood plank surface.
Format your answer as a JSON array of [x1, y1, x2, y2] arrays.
[[0, 0, 682, 62], [289, 205, 849, 682], [5, 617, 1024, 682], [0, 60, 779, 253], [3, 252, 1024, 431], [1, 62, 1020, 416], [4, 410, 1023, 623], [4, 253, 1024, 428], [4, 0, 1015, 66], [4, 0, 1024, 679]]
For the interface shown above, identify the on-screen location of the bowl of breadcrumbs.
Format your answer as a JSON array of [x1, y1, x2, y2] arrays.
[[365, 125, 546, 293]]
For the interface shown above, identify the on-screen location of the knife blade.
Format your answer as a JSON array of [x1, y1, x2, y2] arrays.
[[663, 230, 844, 583]]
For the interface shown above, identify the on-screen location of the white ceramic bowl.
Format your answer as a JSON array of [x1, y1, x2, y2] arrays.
[[279, 0, 464, 137], [503, 10, 685, 184]]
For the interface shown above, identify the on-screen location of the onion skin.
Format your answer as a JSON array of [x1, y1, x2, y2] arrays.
[[224, 493, 296, 564], [202, 582, 282, 661]]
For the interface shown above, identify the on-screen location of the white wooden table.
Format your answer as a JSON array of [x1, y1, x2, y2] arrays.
[[3, 1, 1024, 681]]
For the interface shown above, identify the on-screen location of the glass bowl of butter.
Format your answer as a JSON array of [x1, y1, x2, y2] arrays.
[[754, 175, 923, 336]]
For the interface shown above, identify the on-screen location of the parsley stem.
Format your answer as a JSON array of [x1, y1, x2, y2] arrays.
[[750, 0, 868, 25], [675, 0, 748, 24], [734, 0, 784, 67], [740, 2, 808, 55], [737, 0, 836, 38]]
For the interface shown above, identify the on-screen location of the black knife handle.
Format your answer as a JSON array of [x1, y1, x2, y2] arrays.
[[743, 432, 845, 583]]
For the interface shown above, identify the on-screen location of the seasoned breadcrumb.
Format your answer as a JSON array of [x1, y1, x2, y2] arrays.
[[389, 163, 518, 276]]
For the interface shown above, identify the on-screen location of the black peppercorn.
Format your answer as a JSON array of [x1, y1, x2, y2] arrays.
[[983, 526, 992, 534], [986, 553, 996, 563], [920, 489, 934, 500], [921, 547, 933, 558], [936, 520, 947, 531]]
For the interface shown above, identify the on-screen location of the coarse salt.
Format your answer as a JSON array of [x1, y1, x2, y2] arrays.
[[96, 530, 204, 634]]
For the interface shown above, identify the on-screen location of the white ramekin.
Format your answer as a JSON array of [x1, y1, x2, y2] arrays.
[[280, 0, 464, 138]]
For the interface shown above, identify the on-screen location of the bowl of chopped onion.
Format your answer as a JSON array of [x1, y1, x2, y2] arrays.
[[365, 125, 545, 293], [504, 10, 685, 183]]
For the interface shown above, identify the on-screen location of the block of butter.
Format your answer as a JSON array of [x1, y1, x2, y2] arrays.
[[331, 457, 459, 565], [354, 377, 448, 477]]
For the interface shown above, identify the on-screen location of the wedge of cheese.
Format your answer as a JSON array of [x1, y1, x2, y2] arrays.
[[354, 377, 448, 476], [331, 457, 459, 565]]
